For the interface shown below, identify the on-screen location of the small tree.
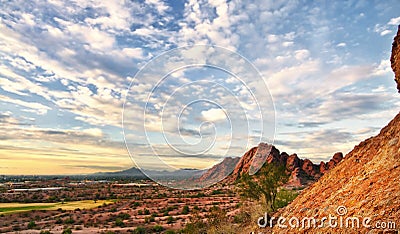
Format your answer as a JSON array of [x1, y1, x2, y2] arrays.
[[144, 208, 150, 215], [152, 225, 164, 232], [181, 205, 189, 215], [115, 218, 124, 227], [133, 226, 147, 234], [238, 162, 289, 211], [27, 221, 36, 229], [62, 227, 72, 234], [166, 216, 174, 224]]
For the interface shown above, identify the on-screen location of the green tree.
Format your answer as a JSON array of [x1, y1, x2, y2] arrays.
[[132, 226, 147, 234], [115, 218, 124, 227], [27, 221, 36, 229], [166, 216, 174, 224], [181, 205, 189, 215], [61, 228, 72, 234], [152, 225, 164, 232], [238, 162, 289, 211]]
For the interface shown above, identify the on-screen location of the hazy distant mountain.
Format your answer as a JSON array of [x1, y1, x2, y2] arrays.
[[93, 167, 206, 180]]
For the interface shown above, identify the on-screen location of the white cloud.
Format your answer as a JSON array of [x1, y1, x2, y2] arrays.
[[267, 34, 279, 43], [0, 95, 51, 115], [145, 0, 170, 14], [380, 30, 392, 36], [294, 49, 310, 60], [388, 16, 400, 25], [372, 59, 392, 76], [82, 128, 103, 137], [122, 48, 144, 59], [201, 108, 227, 122]]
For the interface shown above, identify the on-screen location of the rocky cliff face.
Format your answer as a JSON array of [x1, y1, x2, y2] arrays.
[[269, 26, 400, 234], [391, 25, 400, 92], [221, 142, 342, 187]]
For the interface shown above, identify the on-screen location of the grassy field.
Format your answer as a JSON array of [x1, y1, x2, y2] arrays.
[[0, 200, 115, 214]]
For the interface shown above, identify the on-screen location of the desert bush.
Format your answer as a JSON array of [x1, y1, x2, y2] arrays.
[[133, 202, 140, 207], [64, 217, 75, 224], [166, 216, 174, 224], [179, 211, 206, 234], [117, 212, 131, 220], [115, 218, 124, 227], [152, 225, 164, 232], [61, 227, 72, 234], [132, 226, 147, 234], [211, 190, 223, 195], [181, 205, 189, 215], [27, 221, 36, 229]]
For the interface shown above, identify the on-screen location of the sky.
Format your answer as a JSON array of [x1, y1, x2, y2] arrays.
[[0, 0, 399, 175]]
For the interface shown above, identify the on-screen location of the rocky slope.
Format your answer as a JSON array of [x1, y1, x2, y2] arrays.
[[217, 142, 342, 187], [268, 27, 400, 234], [197, 157, 240, 184]]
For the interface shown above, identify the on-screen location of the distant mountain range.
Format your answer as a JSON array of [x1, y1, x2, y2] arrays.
[[93, 166, 206, 180]]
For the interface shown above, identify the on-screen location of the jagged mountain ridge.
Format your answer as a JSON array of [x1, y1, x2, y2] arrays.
[[222, 142, 342, 187], [197, 143, 343, 187]]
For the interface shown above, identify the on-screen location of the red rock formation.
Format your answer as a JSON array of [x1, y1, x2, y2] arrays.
[[197, 157, 240, 183], [220, 143, 342, 187], [229, 146, 258, 178], [286, 154, 301, 171], [391, 25, 400, 92]]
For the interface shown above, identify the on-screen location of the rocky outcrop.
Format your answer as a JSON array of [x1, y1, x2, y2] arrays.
[[391, 25, 400, 92], [221, 142, 342, 187], [228, 146, 258, 179], [320, 152, 343, 173], [197, 157, 240, 183]]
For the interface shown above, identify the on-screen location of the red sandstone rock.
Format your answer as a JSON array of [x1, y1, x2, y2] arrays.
[[215, 143, 342, 187], [391, 25, 400, 92]]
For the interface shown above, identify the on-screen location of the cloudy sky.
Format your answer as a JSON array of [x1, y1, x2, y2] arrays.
[[0, 0, 399, 175]]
